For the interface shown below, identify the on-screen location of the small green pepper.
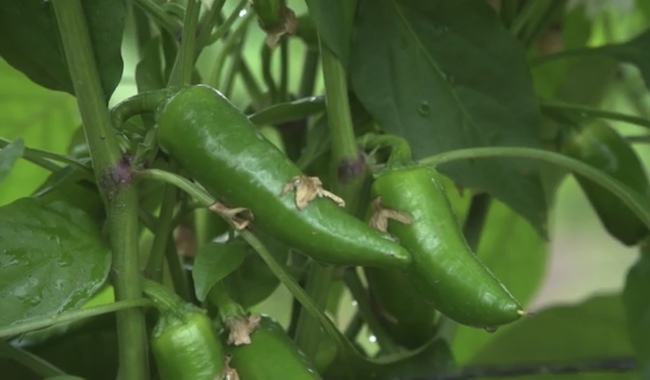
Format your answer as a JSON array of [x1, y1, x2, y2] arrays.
[[144, 280, 226, 380], [364, 268, 437, 349], [562, 121, 650, 246], [226, 315, 321, 379], [370, 166, 523, 328], [156, 85, 410, 269]]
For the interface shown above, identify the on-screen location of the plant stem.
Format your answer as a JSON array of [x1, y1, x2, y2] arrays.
[[499, 0, 519, 29], [209, 281, 246, 320], [299, 48, 320, 97], [261, 44, 278, 102], [509, 0, 540, 37], [165, 243, 192, 301], [358, 133, 414, 167], [52, 1, 148, 378], [294, 263, 334, 357], [342, 269, 399, 354], [0, 138, 90, 175], [320, 40, 364, 198], [530, 46, 610, 67], [518, 1, 564, 48], [136, 169, 214, 205], [279, 38, 289, 102], [462, 193, 492, 252], [540, 100, 650, 129], [145, 164, 178, 282], [110, 89, 177, 133], [208, 0, 249, 45], [168, 0, 201, 86], [239, 59, 267, 109], [132, 0, 181, 36], [223, 46, 244, 98], [110, 190, 149, 379], [296, 36, 368, 363], [0, 342, 66, 377], [196, 0, 227, 51], [209, 10, 255, 88], [343, 311, 363, 341], [142, 278, 185, 311]]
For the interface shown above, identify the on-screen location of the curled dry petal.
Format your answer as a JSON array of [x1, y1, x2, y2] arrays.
[[216, 355, 240, 380], [368, 196, 413, 232], [208, 202, 253, 230], [283, 175, 346, 210], [227, 314, 262, 346], [263, 4, 297, 48]]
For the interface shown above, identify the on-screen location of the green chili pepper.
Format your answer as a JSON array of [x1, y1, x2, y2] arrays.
[[226, 315, 321, 379], [144, 280, 226, 380], [370, 166, 523, 328], [155, 85, 411, 269], [562, 121, 650, 246], [364, 268, 437, 349]]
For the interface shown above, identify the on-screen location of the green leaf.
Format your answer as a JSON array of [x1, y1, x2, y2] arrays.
[[224, 235, 289, 308], [466, 295, 637, 380], [0, 138, 23, 184], [351, 0, 547, 236], [304, 0, 357, 67], [0, 198, 111, 327], [452, 199, 548, 364], [0, 58, 79, 207], [0, 0, 125, 99], [135, 36, 165, 93], [192, 241, 246, 302], [248, 96, 326, 127], [623, 248, 650, 377]]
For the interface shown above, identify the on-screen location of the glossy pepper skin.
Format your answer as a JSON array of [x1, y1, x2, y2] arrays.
[[371, 166, 523, 328], [151, 305, 225, 380], [562, 121, 650, 246], [365, 268, 437, 349], [227, 315, 321, 379], [156, 85, 410, 269]]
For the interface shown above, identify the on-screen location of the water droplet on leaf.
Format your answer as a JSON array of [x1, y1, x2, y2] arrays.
[[418, 101, 431, 117]]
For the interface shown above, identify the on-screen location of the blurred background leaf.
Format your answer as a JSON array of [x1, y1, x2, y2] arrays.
[[466, 295, 636, 380], [0, 58, 79, 207]]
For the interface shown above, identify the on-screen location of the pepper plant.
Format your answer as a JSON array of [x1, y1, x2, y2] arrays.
[[1, 0, 650, 379]]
